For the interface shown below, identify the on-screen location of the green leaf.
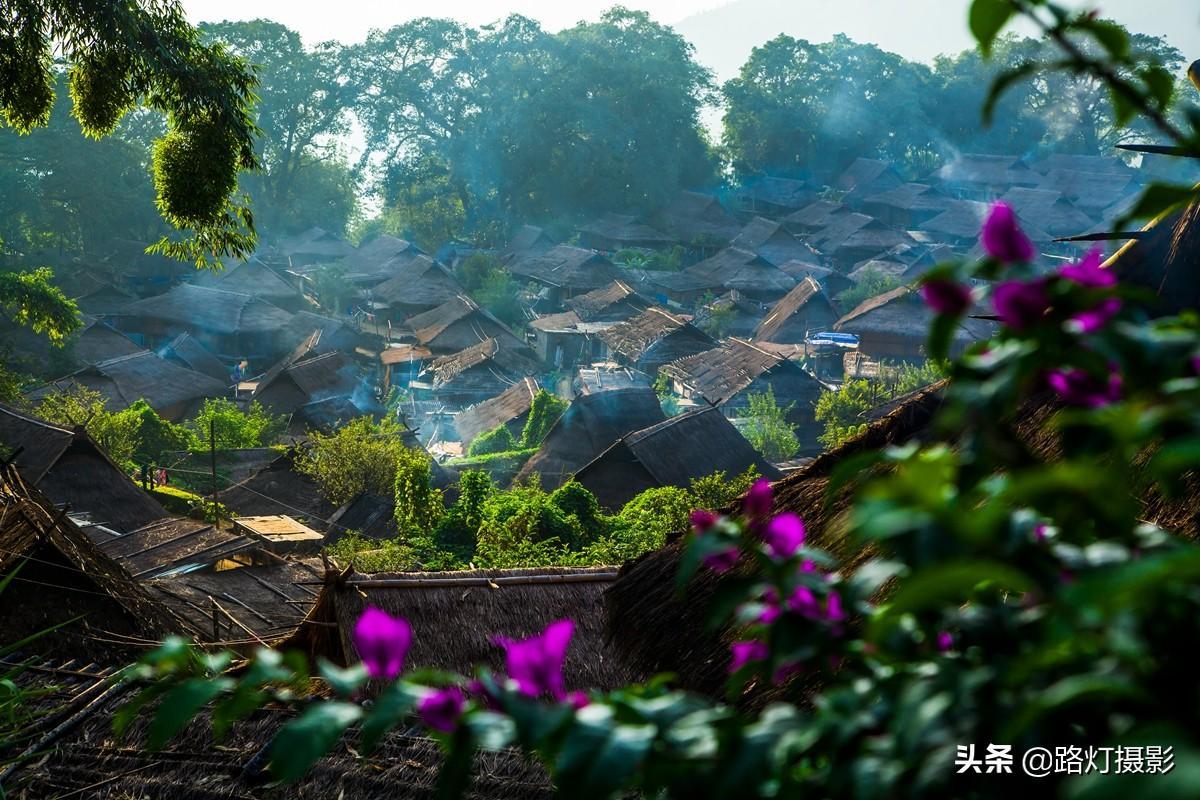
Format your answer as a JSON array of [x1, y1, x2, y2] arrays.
[[969, 0, 1016, 56], [1082, 19, 1130, 59], [148, 677, 233, 749], [554, 705, 656, 799], [270, 702, 363, 782], [1115, 183, 1200, 228], [359, 681, 420, 756], [926, 313, 959, 364], [317, 658, 368, 696], [113, 683, 169, 741], [871, 560, 1033, 635], [434, 725, 476, 800]]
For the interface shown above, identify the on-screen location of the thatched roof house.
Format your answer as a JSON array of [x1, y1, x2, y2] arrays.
[[502, 224, 557, 261], [508, 244, 624, 300], [86, 516, 258, 580], [514, 388, 666, 490], [1037, 168, 1137, 219], [292, 566, 639, 691], [682, 247, 797, 302], [629, 268, 714, 307], [28, 350, 227, 420], [424, 338, 541, 407], [999, 187, 1095, 239], [72, 282, 134, 317], [730, 217, 822, 268], [598, 307, 716, 375], [776, 260, 853, 297], [455, 377, 540, 449], [0, 403, 168, 533], [196, 257, 310, 311], [576, 407, 782, 510], [930, 153, 1039, 199], [158, 331, 229, 382], [71, 317, 143, 365], [528, 310, 613, 369], [693, 290, 765, 339], [833, 286, 994, 360], [809, 213, 917, 267], [919, 199, 1049, 245], [659, 190, 741, 244], [274, 225, 354, 266], [338, 235, 426, 287], [405, 295, 527, 355], [860, 182, 953, 229], [367, 254, 466, 322], [578, 213, 676, 252], [736, 176, 819, 216], [282, 311, 373, 358], [145, 558, 325, 646], [753, 277, 840, 344], [0, 464, 182, 661], [782, 199, 852, 234], [219, 450, 337, 532], [116, 283, 294, 363], [835, 157, 904, 205], [565, 280, 652, 323], [253, 350, 361, 417], [661, 338, 825, 440]]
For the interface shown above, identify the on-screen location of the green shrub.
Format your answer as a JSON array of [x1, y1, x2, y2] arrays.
[[468, 424, 518, 456], [519, 390, 567, 448]]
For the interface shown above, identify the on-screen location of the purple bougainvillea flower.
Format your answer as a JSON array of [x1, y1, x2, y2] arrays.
[[418, 686, 466, 733], [772, 660, 803, 685], [354, 607, 412, 680], [936, 631, 954, 652], [920, 279, 973, 316], [1058, 249, 1115, 288], [787, 585, 820, 618], [728, 640, 769, 673], [743, 479, 774, 518], [1069, 297, 1122, 334], [756, 587, 781, 625], [762, 513, 806, 560], [496, 619, 574, 700], [1192, 355, 1200, 375], [1046, 366, 1122, 408], [1033, 523, 1048, 542], [825, 592, 845, 623], [993, 279, 1052, 330], [690, 509, 718, 533], [567, 691, 590, 710], [981, 202, 1036, 264], [466, 678, 500, 711], [701, 547, 739, 573]]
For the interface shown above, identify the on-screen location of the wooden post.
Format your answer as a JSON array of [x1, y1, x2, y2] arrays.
[[209, 419, 219, 523]]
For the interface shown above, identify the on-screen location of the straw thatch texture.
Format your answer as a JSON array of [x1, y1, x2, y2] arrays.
[[578, 213, 675, 250], [120, 284, 295, 336], [782, 200, 850, 233], [219, 451, 338, 532], [659, 190, 740, 242], [730, 217, 820, 268], [599, 307, 716, 373], [406, 295, 527, 354], [0, 464, 183, 661], [834, 286, 995, 359], [369, 255, 465, 312], [455, 378, 539, 449], [160, 332, 230, 382], [753, 277, 839, 344], [508, 245, 622, 291], [93, 518, 258, 580], [565, 280, 651, 322], [73, 318, 143, 365], [197, 258, 308, 310], [1108, 199, 1200, 315], [576, 407, 782, 510], [514, 388, 666, 490], [682, 247, 797, 300]]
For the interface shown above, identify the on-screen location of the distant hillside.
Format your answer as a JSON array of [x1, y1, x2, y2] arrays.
[[676, 0, 1200, 81]]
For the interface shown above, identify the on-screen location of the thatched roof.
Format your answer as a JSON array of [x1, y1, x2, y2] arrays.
[[836, 158, 903, 201], [197, 257, 307, 307], [405, 295, 527, 354], [682, 247, 797, 298], [930, 153, 1037, 188], [340, 235, 423, 277], [0, 464, 183, 660], [292, 566, 639, 692], [254, 350, 359, 415], [754, 277, 840, 343], [693, 290, 766, 339], [730, 217, 821, 267], [834, 286, 995, 343], [146, 558, 325, 646], [514, 388, 666, 490], [277, 225, 355, 260], [219, 450, 338, 531], [91, 517, 258, 580], [28, 350, 228, 418], [598, 307, 716, 369], [281, 311, 369, 356], [565, 280, 652, 322], [159, 332, 229, 381], [659, 190, 741, 242], [809, 213, 916, 259], [999, 187, 1095, 237], [576, 408, 781, 510], [0, 403, 164, 532], [662, 338, 820, 407], [504, 224, 557, 257], [919, 199, 1053, 243], [1031, 153, 1135, 177], [368, 255, 465, 309], [72, 283, 134, 317], [782, 200, 851, 232], [119, 283, 294, 336], [861, 182, 952, 214], [578, 213, 675, 248], [1108, 198, 1200, 315], [508, 245, 622, 291], [737, 176, 818, 210], [71, 317, 142, 365], [455, 377, 540, 448], [427, 338, 540, 390], [1037, 169, 1137, 216]]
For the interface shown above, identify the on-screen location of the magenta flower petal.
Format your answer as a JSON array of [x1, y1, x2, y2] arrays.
[[936, 631, 954, 652], [755, 587, 781, 625], [496, 619, 574, 700], [772, 660, 803, 685], [786, 586, 820, 618], [920, 279, 972, 316], [993, 279, 1052, 330], [981, 202, 1036, 263], [1068, 297, 1122, 334], [701, 547, 739, 573], [567, 690, 590, 710], [728, 640, 769, 673], [743, 479, 773, 518], [825, 592, 845, 622], [1047, 366, 1122, 408], [690, 509, 718, 533], [354, 607, 412, 680], [1059, 248, 1114, 287], [418, 686, 466, 733], [762, 513, 805, 560]]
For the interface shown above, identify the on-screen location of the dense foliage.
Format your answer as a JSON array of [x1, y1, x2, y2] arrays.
[[815, 361, 944, 449], [739, 386, 800, 462], [295, 416, 413, 506]]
